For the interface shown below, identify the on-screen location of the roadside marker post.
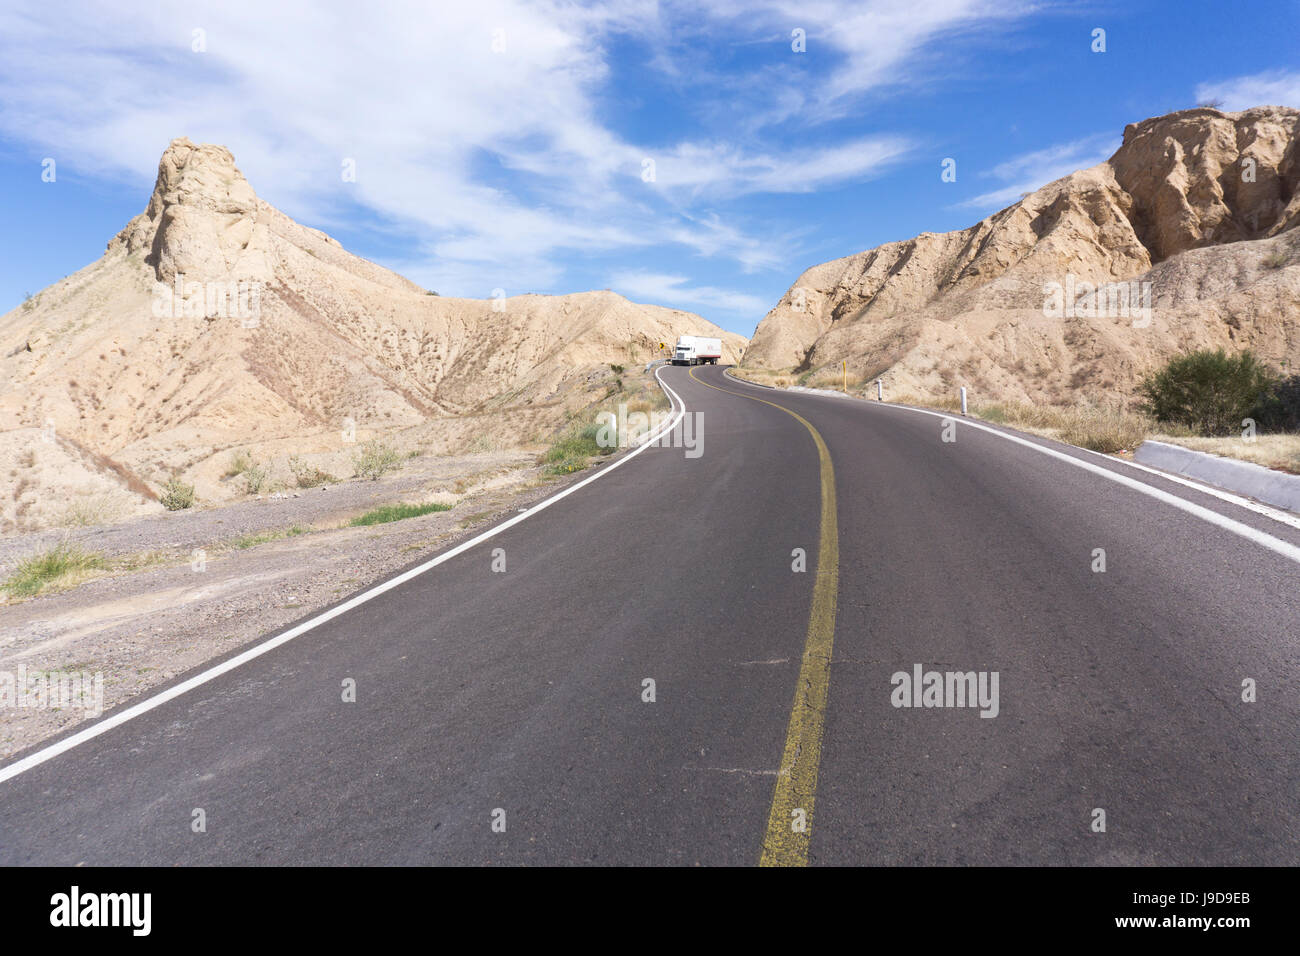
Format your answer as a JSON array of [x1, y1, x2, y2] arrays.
[[960, 386, 968, 416], [876, 379, 883, 401]]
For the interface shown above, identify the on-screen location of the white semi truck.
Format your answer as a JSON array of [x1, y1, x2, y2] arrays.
[[671, 335, 722, 366]]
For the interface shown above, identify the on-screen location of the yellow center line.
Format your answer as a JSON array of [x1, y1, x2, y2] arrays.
[[687, 366, 839, 867]]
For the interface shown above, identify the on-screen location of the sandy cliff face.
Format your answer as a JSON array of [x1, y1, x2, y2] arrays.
[[1, 138, 744, 530], [743, 106, 1300, 402]]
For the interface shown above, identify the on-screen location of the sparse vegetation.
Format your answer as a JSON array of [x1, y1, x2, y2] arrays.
[[957, 400, 1153, 453], [224, 450, 254, 478], [626, 394, 669, 416], [58, 493, 125, 528], [542, 421, 614, 475], [1054, 407, 1152, 454], [287, 455, 335, 488], [226, 450, 273, 493], [159, 476, 196, 510], [349, 502, 452, 526], [2, 543, 106, 597], [242, 460, 271, 494], [465, 433, 500, 454], [728, 366, 794, 389], [1138, 349, 1279, 436], [1262, 249, 1288, 270], [806, 367, 862, 391], [231, 525, 310, 549], [351, 439, 402, 480]]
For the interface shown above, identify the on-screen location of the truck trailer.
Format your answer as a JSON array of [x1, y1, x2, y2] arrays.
[[671, 335, 722, 366]]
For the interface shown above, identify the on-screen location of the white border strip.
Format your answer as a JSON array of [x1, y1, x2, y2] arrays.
[[0, 369, 689, 785], [1075, 444, 1300, 532]]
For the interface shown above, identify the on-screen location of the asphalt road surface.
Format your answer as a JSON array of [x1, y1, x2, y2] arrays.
[[2, 364, 1298, 865]]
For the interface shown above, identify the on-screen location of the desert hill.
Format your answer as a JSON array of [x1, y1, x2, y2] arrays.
[[1, 138, 744, 531], [742, 106, 1300, 403]]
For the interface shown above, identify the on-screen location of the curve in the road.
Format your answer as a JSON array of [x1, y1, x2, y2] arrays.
[[0, 369, 691, 787], [687, 366, 838, 867]]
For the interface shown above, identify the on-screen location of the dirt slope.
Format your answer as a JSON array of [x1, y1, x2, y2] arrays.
[[743, 106, 1300, 402], [1, 138, 744, 530]]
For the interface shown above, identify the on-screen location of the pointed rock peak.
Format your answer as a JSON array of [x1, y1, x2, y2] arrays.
[[151, 137, 252, 204], [115, 138, 268, 283]]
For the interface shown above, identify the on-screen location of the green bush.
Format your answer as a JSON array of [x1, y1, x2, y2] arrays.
[[1138, 349, 1279, 436], [352, 439, 402, 480], [159, 476, 196, 510], [1252, 374, 1300, 432], [242, 460, 270, 494]]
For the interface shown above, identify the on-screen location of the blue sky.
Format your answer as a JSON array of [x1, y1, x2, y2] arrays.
[[1, 0, 1297, 337]]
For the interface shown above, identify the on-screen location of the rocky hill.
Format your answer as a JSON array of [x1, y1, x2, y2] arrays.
[[743, 106, 1300, 403], [1, 138, 744, 530]]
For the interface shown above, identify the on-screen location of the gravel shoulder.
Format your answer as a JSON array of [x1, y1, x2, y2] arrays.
[[0, 449, 587, 758]]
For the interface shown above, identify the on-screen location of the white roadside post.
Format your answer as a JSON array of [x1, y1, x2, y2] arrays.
[[960, 386, 968, 416], [876, 379, 883, 401]]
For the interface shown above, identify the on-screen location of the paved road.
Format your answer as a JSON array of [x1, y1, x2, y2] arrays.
[[1, 364, 1297, 865]]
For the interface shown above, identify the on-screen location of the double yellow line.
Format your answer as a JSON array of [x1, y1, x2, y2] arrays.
[[687, 367, 839, 866]]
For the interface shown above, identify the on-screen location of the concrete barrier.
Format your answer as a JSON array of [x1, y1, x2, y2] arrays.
[[1134, 440, 1300, 513]]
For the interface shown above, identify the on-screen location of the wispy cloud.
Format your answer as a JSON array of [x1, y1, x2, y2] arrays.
[[1195, 70, 1300, 111], [671, 0, 1043, 127], [609, 271, 769, 316], [0, 0, 1043, 306], [955, 134, 1118, 211], [650, 136, 913, 198]]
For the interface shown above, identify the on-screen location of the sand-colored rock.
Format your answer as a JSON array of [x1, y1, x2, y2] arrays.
[[1, 139, 744, 531], [744, 107, 1300, 403]]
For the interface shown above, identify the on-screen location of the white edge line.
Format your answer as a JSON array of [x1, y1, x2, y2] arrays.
[[725, 376, 1300, 564], [0, 368, 689, 785]]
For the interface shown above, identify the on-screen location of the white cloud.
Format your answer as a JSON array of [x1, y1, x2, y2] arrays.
[[671, 0, 1042, 126], [1195, 70, 1300, 111], [650, 136, 912, 198], [609, 271, 769, 316], [956, 134, 1118, 211], [0, 0, 1042, 296]]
